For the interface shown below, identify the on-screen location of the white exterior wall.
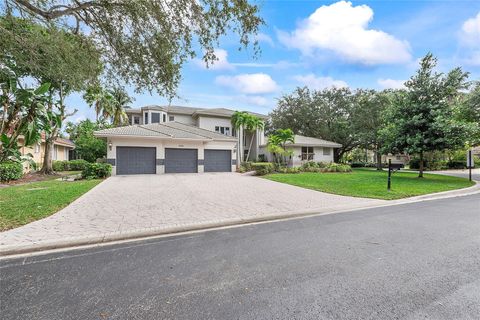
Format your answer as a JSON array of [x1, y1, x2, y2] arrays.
[[106, 137, 236, 175], [169, 113, 196, 125], [289, 146, 335, 166], [259, 146, 335, 167], [197, 116, 233, 134]]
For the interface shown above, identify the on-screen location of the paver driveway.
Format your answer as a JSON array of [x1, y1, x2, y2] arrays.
[[0, 173, 384, 251]]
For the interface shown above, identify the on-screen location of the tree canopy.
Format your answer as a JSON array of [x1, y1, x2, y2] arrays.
[[380, 53, 472, 177], [66, 119, 110, 162], [4, 0, 264, 98], [0, 15, 102, 91], [270, 87, 358, 161]]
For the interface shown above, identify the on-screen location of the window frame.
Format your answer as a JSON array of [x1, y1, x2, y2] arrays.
[[323, 147, 331, 156], [144, 112, 149, 124], [301, 146, 314, 161], [151, 112, 160, 123], [215, 126, 231, 136], [169, 115, 175, 121], [133, 116, 140, 125]]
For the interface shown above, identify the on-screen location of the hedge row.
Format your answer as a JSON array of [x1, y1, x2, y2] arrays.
[[0, 161, 23, 182], [52, 159, 90, 171], [240, 161, 352, 176]]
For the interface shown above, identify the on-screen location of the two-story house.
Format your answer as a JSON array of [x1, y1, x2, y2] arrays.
[[94, 105, 267, 175]]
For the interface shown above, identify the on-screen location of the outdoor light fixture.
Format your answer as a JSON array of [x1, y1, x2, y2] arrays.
[[108, 141, 113, 151]]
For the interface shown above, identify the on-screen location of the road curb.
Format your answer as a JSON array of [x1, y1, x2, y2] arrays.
[[1, 180, 479, 258]]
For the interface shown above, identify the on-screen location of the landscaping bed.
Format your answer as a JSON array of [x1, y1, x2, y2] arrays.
[[0, 179, 102, 231], [265, 168, 474, 200]]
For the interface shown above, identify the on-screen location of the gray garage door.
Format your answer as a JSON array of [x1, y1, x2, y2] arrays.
[[165, 148, 198, 173], [204, 150, 232, 172], [116, 147, 156, 175]]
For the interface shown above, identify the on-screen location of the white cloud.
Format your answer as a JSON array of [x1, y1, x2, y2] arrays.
[[294, 74, 348, 89], [255, 33, 274, 46], [459, 12, 480, 65], [215, 73, 279, 94], [460, 12, 480, 47], [194, 49, 234, 71], [278, 1, 411, 65], [377, 78, 406, 89], [239, 95, 270, 107]]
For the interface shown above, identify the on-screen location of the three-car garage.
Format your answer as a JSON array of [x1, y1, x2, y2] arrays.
[[96, 121, 237, 175], [115, 146, 233, 175]]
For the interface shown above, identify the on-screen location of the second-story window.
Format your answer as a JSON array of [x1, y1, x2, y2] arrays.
[[215, 126, 231, 135], [151, 112, 160, 123]]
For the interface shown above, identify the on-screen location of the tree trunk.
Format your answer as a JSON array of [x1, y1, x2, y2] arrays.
[[245, 131, 254, 162], [40, 138, 54, 174], [418, 150, 424, 178], [376, 150, 383, 170]]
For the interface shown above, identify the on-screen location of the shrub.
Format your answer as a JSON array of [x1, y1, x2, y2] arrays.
[[322, 163, 352, 173], [0, 161, 23, 182], [277, 167, 301, 174], [69, 159, 89, 171], [241, 161, 253, 172], [447, 160, 466, 169], [252, 162, 275, 176], [302, 161, 318, 169], [52, 160, 70, 171], [81, 163, 112, 179], [351, 161, 366, 168]]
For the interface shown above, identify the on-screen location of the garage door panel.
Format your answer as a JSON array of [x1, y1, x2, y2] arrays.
[[117, 147, 156, 175], [204, 150, 231, 172], [165, 148, 198, 173]]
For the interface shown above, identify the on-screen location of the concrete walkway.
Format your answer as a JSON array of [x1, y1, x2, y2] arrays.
[[1, 173, 384, 254]]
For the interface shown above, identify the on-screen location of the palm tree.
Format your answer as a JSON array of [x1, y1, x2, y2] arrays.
[[231, 111, 264, 162], [106, 87, 132, 126], [272, 128, 295, 165], [83, 84, 111, 121]]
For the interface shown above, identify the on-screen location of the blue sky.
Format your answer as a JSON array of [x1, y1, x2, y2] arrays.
[[67, 0, 480, 122]]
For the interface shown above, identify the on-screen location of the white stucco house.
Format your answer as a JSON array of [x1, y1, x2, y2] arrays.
[[94, 105, 267, 175], [94, 105, 342, 175], [259, 135, 342, 167]]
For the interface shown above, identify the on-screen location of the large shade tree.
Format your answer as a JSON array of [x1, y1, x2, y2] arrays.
[[352, 89, 392, 170], [270, 87, 358, 161], [0, 15, 102, 173], [381, 53, 472, 177], [5, 0, 264, 98]]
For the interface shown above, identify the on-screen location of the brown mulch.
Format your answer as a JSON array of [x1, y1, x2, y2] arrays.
[[0, 172, 67, 187]]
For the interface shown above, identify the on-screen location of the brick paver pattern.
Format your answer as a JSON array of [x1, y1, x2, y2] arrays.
[[1, 173, 384, 249]]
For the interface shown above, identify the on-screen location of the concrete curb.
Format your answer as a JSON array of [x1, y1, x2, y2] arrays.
[[1, 180, 479, 257]]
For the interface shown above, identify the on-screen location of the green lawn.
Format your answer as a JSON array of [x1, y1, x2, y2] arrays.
[[0, 179, 102, 231], [265, 168, 474, 200]]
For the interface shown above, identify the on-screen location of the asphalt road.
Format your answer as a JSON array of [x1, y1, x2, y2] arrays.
[[1, 195, 480, 320]]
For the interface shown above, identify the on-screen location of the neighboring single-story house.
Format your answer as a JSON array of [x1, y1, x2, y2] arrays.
[[259, 135, 342, 166], [94, 121, 237, 175], [18, 134, 75, 171]]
